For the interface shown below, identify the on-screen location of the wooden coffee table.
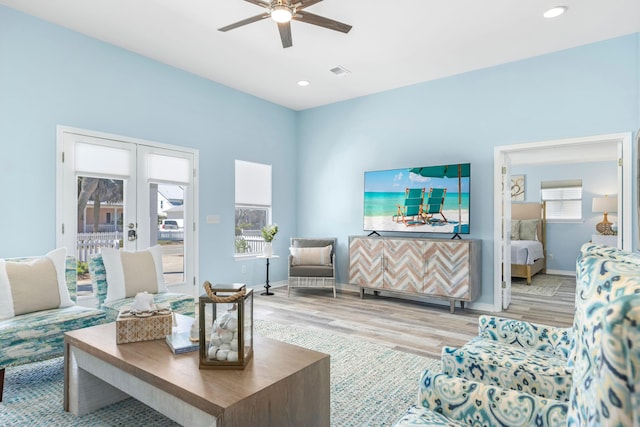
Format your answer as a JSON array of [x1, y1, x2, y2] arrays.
[[64, 322, 330, 427]]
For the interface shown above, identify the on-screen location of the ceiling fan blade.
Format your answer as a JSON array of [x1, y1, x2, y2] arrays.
[[277, 21, 293, 48], [294, 0, 324, 10], [243, 0, 270, 7], [294, 11, 352, 33], [218, 13, 270, 32]]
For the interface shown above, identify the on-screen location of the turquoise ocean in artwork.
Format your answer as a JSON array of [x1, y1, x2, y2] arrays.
[[364, 192, 470, 217]]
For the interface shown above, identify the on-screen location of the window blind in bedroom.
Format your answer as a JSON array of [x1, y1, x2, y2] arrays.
[[540, 179, 582, 220]]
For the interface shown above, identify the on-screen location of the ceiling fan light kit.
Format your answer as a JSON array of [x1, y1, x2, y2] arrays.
[[271, 4, 293, 23], [219, 0, 352, 48]]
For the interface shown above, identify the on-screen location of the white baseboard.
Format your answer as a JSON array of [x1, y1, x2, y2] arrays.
[[546, 269, 575, 277]]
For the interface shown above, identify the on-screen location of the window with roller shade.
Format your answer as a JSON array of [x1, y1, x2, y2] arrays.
[[234, 160, 272, 256], [540, 179, 582, 220]]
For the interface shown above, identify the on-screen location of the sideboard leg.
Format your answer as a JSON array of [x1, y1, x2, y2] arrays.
[[460, 301, 465, 310], [449, 300, 455, 314], [359, 287, 365, 299]]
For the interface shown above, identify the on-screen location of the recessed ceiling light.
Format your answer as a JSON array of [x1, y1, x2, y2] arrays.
[[297, 80, 310, 87], [543, 6, 567, 18]]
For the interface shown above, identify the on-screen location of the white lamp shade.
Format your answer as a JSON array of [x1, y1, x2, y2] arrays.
[[592, 195, 617, 213]]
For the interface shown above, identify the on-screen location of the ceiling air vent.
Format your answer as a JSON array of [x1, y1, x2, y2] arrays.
[[330, 66, 351, 76]]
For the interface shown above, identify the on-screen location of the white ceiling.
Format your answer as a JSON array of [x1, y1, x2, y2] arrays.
[[2, 0, 639, 111]]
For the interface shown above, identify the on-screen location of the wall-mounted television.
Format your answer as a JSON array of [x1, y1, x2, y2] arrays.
[[363, 163, 470, 235]]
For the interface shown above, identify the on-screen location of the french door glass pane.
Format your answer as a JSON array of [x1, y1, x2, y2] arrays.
[[76, 176, 124, 294], [152, 183, 185, 285]]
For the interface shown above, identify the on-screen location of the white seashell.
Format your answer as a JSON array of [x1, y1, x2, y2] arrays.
[[220, 330, 233, 343], [227, 351, 238, 362], [216, 349, 229, 360], [209, 332, 222, 346], [230, 339, 238, 351], [190, 319, 199, 341], [218, 312, 233, 329], [226, 317, 238, 331]]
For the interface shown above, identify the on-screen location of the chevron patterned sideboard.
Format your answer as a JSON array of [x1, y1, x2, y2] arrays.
[[348, 236, 481, 313]]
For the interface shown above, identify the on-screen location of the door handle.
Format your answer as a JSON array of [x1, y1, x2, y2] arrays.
[[127, 223, 137, 241]]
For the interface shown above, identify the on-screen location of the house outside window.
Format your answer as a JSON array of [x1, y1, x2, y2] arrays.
[[540, 179, 582, 220], [235, 160, 272, 256]]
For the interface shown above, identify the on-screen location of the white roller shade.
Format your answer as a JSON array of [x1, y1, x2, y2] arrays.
[[75, 142, 130, 176], [235, 160, 271, 206], [147, 153, 190, 183]]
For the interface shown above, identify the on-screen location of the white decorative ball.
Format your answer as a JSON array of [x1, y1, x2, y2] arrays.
[[217, 349, 229, 360], [219, 343, 231, 351], [207, 345, 219, 360], [230, 339, 238, 351], [233, 331, 238, 340], [227, 351, 238, 362]]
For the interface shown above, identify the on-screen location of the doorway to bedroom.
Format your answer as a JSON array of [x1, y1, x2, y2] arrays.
[[494, 132, 632, 313]]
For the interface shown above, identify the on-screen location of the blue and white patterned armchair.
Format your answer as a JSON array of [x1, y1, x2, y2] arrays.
[[441, 315, 573, 401], [394, 243, 640, 427]]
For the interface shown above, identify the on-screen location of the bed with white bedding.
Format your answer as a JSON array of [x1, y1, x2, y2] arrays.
[[511, 240, 544, 265], [511, 202, 546, 285]]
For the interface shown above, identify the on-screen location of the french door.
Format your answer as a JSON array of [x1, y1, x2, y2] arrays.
[[56, 127, 198, 293]]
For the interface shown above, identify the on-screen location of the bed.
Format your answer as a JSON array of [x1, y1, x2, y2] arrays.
[[510, 202, 546, 285]]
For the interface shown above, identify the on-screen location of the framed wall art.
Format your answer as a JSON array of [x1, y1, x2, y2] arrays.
[[511, 175, 525, 201]]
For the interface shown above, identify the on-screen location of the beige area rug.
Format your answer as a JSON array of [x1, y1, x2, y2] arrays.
[[511, 274, 572, 297], [254, 320, 440, 426]]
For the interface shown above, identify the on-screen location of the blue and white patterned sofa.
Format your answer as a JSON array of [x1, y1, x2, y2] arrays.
[[0, 256, 107, 401], [89, 253, 195, 322], [394, 243, 640, 427]]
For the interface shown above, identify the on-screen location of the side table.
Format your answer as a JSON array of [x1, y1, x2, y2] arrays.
[[591, 234, 619, 248], [256, 255, 279, 296]]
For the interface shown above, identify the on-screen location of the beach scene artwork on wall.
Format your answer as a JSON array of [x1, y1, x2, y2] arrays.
[[363, 163, 470, 234]]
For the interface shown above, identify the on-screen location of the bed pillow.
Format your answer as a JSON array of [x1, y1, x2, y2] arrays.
[[0, 248, 74, 319], [290, 245, 332, 266], [101, 245, 166, 303], [511, 220, 521, 240], [519, 219, 539, 241]]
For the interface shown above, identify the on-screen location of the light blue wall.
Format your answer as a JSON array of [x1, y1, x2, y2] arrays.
[[297, 35, 640, 305], [1, 4, 639, 305], [512, 161, 618, 272], [0, 6, 297, 286]]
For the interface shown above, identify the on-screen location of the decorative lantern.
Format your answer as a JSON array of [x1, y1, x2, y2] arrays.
[[199, 282, 253, 369]]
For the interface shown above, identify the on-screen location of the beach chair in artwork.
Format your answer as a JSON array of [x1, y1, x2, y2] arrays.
[[421, 187, 447, 223], [394, 187, 425, 225]]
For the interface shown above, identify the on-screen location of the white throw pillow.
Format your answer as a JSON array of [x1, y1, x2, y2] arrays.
[[290, 245, 332, 266], [102, 245, 166, 304], [0, 248, 74, 319]]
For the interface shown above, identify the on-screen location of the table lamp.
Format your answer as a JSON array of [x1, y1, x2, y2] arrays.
[[592, 195, 617, 235]]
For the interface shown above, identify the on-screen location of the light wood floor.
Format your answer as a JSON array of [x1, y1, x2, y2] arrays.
[[254, 275, 575, 360]]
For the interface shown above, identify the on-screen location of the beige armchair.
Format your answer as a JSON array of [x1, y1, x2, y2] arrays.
[[288, 238, 337, 298]]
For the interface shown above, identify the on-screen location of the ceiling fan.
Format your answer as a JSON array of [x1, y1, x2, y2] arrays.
[[218, 0, 352, 48]]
